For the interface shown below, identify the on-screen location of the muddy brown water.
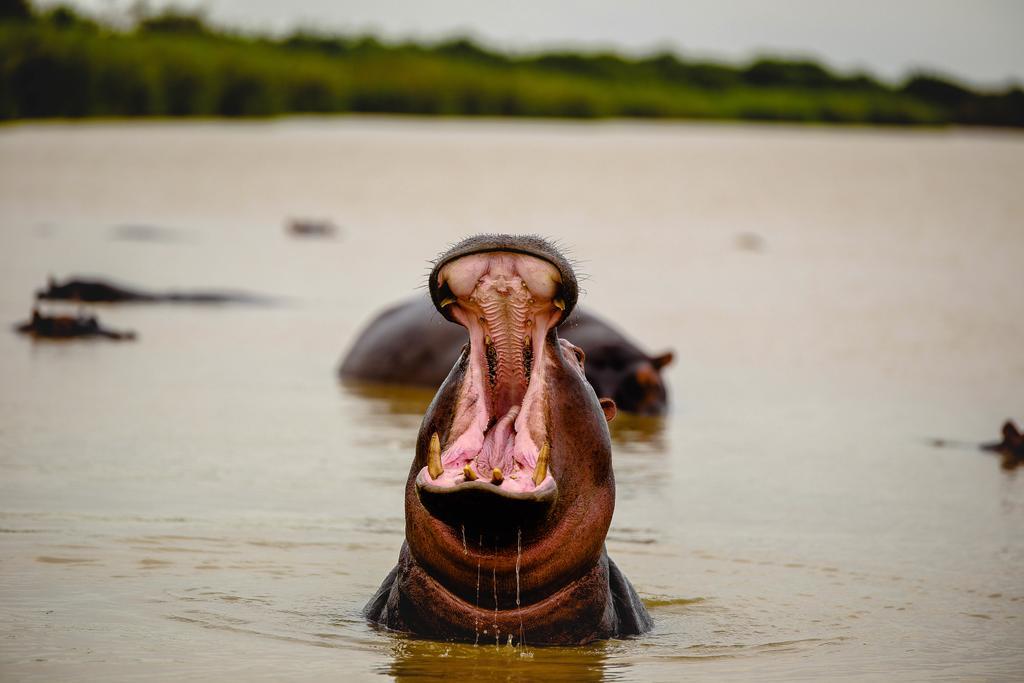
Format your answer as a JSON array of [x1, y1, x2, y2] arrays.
[[1, 118, 1022, 681]]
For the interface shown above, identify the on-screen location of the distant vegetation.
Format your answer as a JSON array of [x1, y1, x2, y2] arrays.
[[1, 0, 1021, 126]]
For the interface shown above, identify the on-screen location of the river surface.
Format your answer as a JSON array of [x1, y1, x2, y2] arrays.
[[1, 118, 1022, 681]]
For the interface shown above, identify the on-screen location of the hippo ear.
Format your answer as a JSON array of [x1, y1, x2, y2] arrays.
[[651, 351, 674, 370], [599, 398, 617, 423]]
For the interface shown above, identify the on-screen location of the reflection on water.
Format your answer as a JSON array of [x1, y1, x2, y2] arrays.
[[340, 380, 435, 418], [2, 120, 1023, 681], [608, 413, 668, 451], [382, 634, 615, 683]]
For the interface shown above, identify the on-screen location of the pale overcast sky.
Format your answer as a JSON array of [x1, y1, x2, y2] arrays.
[[56, 0, 1024, 88]]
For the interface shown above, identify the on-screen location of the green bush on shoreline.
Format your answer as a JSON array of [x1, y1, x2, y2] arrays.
[[0, 1, 1021, 127]]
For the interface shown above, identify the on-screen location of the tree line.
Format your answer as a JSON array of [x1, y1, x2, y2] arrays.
[[1, 0, 1021, 126]]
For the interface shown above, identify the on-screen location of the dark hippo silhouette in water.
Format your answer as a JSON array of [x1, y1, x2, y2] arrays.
[[563, 313, 673, 416], [15, 308, 136, 340], [982, 420, 1024, 469], [340, 297, 672, 415], [364, 235, 652, 645], [37, 276, 270, 305]]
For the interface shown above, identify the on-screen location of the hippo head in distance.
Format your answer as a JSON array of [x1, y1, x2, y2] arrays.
[[364, 235, 652, 645]]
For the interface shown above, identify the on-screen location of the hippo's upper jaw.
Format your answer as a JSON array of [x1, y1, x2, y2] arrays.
[[416, 247, 581, 508]]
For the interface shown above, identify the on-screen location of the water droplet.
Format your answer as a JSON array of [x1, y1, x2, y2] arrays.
[[517, 527, 525, 650], [474, 533, 482, 645], [492, 542, 499, 647]]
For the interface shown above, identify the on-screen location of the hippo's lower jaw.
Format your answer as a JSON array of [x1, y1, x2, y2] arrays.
[[414, 251, 576, 497], [416, 468, 557, 503], [415, 469, 558, 534]]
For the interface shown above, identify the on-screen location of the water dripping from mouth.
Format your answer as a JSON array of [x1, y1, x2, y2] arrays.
[[492, 539, 499, 648], [516, 526, 524, 650], [461, 525, 467, 555], [474, 534, 482, 645]]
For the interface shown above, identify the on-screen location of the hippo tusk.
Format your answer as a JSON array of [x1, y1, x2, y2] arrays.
[[427, 432, 443, 479], [491, 467, 504, 484], [462, 464, 477, 481], [533, 442, 550, 486]]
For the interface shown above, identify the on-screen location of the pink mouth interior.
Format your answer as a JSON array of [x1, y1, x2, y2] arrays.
[[423, 251, 564, 493]]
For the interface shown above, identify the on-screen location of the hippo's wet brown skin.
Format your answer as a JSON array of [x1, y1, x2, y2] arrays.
[[364, 235, 652, 645]]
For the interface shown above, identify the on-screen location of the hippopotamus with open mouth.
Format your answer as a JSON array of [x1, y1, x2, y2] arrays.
[[364, 235, 652, 645]]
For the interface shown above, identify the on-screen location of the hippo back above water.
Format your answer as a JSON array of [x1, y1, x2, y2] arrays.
[[340, 296, 672, 415]]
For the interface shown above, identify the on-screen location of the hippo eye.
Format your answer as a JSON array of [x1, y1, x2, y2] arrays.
[[572, 346, 585, 366]]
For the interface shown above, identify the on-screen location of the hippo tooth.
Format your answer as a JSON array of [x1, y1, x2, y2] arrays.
[[427, 432, 443, 479], [553, 297, 565, 311], [463, 464, 477, 481], [491, 467, 504, 484], [439, 295, 457, 308], [533, 442, 550, 486]]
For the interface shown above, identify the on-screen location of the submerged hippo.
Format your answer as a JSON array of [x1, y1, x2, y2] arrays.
[[14, 308, 136, 340], [36, 276, 269, 305], [340, 298, 672, 415], [563, 313, 672, 416], [982, 420, 1024, 469], [364, 235, 652, 645]]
